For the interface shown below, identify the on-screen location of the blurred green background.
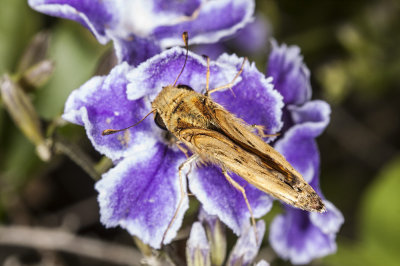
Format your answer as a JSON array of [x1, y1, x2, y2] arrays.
[[0, 0, 399, 265]]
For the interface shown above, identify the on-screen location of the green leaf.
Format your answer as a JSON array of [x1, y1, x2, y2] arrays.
[[0, 0, 40, 74], [360, 156, 400, 263], [325, 156, 400, 266]]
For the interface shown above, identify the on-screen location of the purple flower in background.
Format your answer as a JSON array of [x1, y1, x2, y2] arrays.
[[63, 47, 280, 248], [266, 41, 344, 264], [28, 0, 255, 65], [193, 13, 271, 60]]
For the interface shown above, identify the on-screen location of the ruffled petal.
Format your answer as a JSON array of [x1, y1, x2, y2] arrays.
[[267, 40, 311, 105], [192, 14, 271, 59], [95, 143, 188, 248], [227, 220, 265, 266], [29, 0, 255, 50], [269, 200, 343, 265], [62, 63, 160, 161], [310, 200, 344, 235], [192, 43, 227, 60], [152, 0, 255, 48], [274, 100, 331, 182], [229, 13, 271, 55], [28, 0, 117, 44], [189, 165, 272, 235]]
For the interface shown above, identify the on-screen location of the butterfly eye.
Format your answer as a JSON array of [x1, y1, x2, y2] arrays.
[[154, 112, 167, 130], [177, 84, 194, 91]]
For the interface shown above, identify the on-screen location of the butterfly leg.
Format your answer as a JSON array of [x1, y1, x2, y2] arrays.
[[176, 140, 190, 158], [205, 56, 211, 93], [222, 169, 258, 243], [251, 124, 280, 138], [206, 57, 247, 96], [162, 154, 198, 245]]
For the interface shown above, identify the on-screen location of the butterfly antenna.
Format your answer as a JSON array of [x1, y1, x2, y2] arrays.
[[102, 110, 155, 136], [173, 32, 189, 86]]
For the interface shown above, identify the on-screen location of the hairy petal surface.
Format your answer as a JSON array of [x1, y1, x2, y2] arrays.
[[62, 63, 160, 161], [95, 143, 188, 248]]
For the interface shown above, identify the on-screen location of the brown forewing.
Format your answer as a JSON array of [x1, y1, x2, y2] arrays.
[[180, 98, 325, 212]]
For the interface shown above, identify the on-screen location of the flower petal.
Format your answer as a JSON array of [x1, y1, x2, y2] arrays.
[[274, 100, 331, 182], [227, 220, 265, 266], [29, 0, 255, 50], [269, 201, 343, 265], [112, 35, 161, 66], [115, 0, 202, 40], [95, 143, 188, 248], [152, 0, 255, 48], [267, 40, 311, 105], [189, 165, 272, 235], [310, 200, 344, 235], [28, 0, 116, 44], [229, 13, 271, 55], [62, 63, 160, 161]]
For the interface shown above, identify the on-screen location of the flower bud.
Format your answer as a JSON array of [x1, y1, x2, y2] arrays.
[[199, 209, 226, 266], [0, 75, 50, 160], [227, 220, 265, 266], [186, 222, 211, 266]]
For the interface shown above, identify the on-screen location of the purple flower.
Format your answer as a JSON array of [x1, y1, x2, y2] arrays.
[[193, 13, 271, 59], [266, 41, 344, 264], [28, 0, 255, 65], [63, 47, 280, 248]]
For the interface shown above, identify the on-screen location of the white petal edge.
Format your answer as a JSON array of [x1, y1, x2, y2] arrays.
[[28, 1, 110, 44], [158, 0, 255, 48]]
